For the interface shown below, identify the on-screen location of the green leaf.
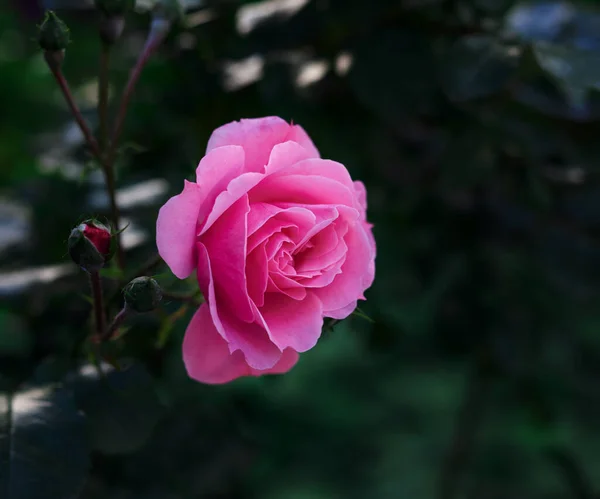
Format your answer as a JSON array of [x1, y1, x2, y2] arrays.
[[67, 362, 163, 455], [533, 41, 600, 112], [0, 386, 90, 499], [440, 35, 520, 102]]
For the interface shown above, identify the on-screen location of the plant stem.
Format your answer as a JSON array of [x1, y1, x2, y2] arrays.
[[98, 44, 111, 152], [97, 307, 129, 343], [107, 20, 169, 167], [162, 290, 204, 306], [45, 53, 102, 160], [46, 52, 125, 272], [97, 44, 125, 272], [89, 271, 107, 338]]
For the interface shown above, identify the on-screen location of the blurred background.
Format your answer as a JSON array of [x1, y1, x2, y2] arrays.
[[3, 0, 600, 497]]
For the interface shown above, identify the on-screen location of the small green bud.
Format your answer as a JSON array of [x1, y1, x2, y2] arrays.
[[68, 220, 114, 272], [123, 277, 162, 313], [94, 0, 136, 17], [99, 16, 126, 45], [38, 11, 70, 52]]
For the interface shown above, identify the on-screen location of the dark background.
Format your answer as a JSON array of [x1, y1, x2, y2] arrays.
[[3, 0, 600, 498]]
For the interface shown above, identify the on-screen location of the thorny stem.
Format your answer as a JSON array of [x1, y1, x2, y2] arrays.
[[107, 19, 170, 167], [45, 52, 125, 272], [98, 44, 111, 152], [45, 53, 102, 160], [98, 44, 125, 272], [89, 271, 107, 338]]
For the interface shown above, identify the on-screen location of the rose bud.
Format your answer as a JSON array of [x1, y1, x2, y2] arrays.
[[123, 277, 162, 313], [94, 0, 135, 44], [38, 11, 70, 66], [68, 220, 113, 272]]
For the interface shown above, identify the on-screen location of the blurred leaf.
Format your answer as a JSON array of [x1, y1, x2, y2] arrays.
[[0, 385, 90, 499], [534, 41, 600, 112], [67, 362, 163, 455], [440, 35, 520, 102]]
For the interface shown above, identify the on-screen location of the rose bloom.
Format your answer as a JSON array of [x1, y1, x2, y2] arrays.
[[157, 117, 375, 383]]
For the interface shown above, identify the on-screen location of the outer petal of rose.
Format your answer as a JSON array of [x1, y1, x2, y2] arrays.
[[313, 223, 374, 313], [201, 172, 265, 235], [183, 304, 255, 384], [265, 141, 316, 175], [206, 117, 318, 172], [259, 292, 323, 352], [286, 124, 320, 158], [271, 158, 355, 194], [323, 300, 358, 320], [354, 180, 368, 216], [250, 348, 300, 376], [201, 195, 254, 323], [197, 243, 282, 370], [156, 180, 203, 279], [251, 175, 356, 207], [194, 145, 245, 227], [183, 304, 299, 384]]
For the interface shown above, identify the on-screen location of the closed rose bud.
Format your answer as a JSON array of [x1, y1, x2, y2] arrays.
[[68, 220, 113, 272], [123, 277, 162, 313], [38, 11, 70, 52]]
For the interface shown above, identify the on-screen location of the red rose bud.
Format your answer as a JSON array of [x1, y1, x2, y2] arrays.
[[123, 277, 162, 313], [68, 220, 113, 272]]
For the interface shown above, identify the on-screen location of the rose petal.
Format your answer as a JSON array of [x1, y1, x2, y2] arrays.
[[197, 243, 282, 370], [246, 242, 268, 307], [286, 124, 320, 158], [268, 273, 308, 300], [206, 117, 319, 172], [251, 175, 356, 207], [259, 292, 324, 352], [250, 348, 299, 375], [354, 180, 368, 217], [201, 172, 264, 235], [156, 180, 203, 279], [313, 223, 374, 313], [183, 304, 299, 384], [201, 195, 254, 323], [324, 300, 358, 320], [265, 141, 316, 175], [272, 158, 356, 193], [260, 293, 323, 352], [195, 145, 246, 226]]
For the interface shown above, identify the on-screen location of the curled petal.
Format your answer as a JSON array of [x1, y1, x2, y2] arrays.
[[156, 180, 202, 279], [206, 117, 319, 172], [183, 304, 299, 384]]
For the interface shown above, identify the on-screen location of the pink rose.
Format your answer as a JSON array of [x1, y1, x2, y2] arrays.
[[156, 117, 375, 384]]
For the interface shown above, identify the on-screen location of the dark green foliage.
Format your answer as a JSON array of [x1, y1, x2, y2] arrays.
[[67, 363, 163, 454], [5, 0, 600, 498], [0, 386, 90, 499]]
